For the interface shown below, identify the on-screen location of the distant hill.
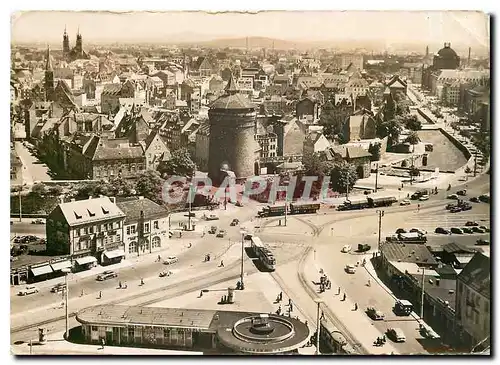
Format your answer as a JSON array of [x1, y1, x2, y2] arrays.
[[194, 36, 300, 50]]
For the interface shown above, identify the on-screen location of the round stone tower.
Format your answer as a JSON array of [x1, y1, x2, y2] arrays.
[[208, 74, 258, 184]]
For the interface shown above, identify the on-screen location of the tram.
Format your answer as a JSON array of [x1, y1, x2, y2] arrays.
[[250, 236, 276, 271], [319, 319, 357, 354], [289, 202, 321, 215]]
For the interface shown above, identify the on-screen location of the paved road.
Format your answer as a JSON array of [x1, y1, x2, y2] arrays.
[[14, 141, 52, 185]]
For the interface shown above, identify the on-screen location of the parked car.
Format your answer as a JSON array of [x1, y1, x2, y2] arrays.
[[479, 226, 490, 232], [230, 219, 239, 226], [465, 221, 479, 226], [472, 226, 486, 234], [208, 226, 218, 234], [395, 228, 406, 234], [450, 227, 464, 234], [164, 256, 179, 265], [216, 230, 226, 238], [387, 328, 406, 343], [204, 214, 220, 221], [409, 228, 426, 235], [357, 244, 371, 253], [345, 264, 356, 274], [445, 203, 457, 210], [457, 190, 467, 196], [419, 195, 430, 201], [366, 306, 385, 321], [461, 204, 472, 211], [18, 285, 39, 296], [96, 270, 118, 281], [435, 227, 450, 234], [51, 283, 66, 293], [400, 199, 411, 206], [235, 201, 243, 207], [479, 194, 490, 203], [31, 218, 45, 224], [244, 233, 253, 240], [341, 245, 352, 253], [450, 207, 462, 213], [469, 197, 480, 203], [462, 227, 474, 234], [476, 239, 490, 246], [447, 194, 459, 200]]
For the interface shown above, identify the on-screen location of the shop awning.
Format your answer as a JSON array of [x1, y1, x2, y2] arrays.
[[30, 265, 53, 276], [104, 250, 125, 260], [75, 256, 97, 266], [50, 260, 72, 271]]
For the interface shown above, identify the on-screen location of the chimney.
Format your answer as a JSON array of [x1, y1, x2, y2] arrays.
[[468, 47, 471, 66]]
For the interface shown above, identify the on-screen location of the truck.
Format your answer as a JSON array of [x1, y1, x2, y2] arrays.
[[289, 202, 320, 215], [367, 196, 397, 208], [336, 197, 368, 211], [257, 204, 287, 218]]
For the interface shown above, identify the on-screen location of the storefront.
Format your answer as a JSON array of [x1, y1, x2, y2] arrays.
[[30, 264, 54, 282], [75, 256, 98, 271], [102, 250, 125, 266]]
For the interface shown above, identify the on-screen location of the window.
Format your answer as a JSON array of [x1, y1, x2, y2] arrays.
[[129, 241, 137, 253], [127, 225, 136, 235], [92, 326, 98, 331], [152, 236, 161, 248], [76, 229, 81, 237], [89, 226, 94, 234], [97, 225, 101, 233], [145, 223, 150, 233], [154, 221, 159, 229]]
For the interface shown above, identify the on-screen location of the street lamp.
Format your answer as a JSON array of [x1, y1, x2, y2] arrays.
[[188, 182, 193, 231], [239, 230, 246, 290], [314, 298, 324, 355], [376, 210, 385, 255], [61, 267, 71, 340]]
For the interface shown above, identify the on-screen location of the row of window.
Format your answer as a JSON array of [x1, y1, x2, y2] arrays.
[[126, 221, 159, 235], [75, 221, 121, 237], [128, 236, 161, 253], [94, 164, 145, 178]]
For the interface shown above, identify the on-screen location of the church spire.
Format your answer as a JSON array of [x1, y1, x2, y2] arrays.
[[45, 45, 53, 71], [225, 73, 239, 95]]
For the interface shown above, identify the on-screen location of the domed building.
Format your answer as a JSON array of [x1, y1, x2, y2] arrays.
[[208, 74, 260, 184], [433, 42, 460, 70]]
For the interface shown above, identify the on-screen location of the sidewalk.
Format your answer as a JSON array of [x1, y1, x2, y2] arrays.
[[301, 251, 399, 355]]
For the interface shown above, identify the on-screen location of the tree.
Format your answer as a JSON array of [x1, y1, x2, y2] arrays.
[[109, 177, 135, 196], [403, 114, 422, 131], [405, 131, 420, 145], [377, 118, 402, 147], [47, 185, 63, 196], [302, 151, 336, 178], [159, 148, 197, 178], [368, 142, 382, 161], [329, 162, 358, 194], [30, 183, 47, 197], [135, 170, 164, 204]]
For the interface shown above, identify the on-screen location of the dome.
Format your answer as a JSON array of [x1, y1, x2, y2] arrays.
[[209, 74, 255, 110], [437, 43, 458, 59]]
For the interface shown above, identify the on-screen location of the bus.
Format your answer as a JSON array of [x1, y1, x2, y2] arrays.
[[289, 202, 321, 215], [250, 236, 276, 271]]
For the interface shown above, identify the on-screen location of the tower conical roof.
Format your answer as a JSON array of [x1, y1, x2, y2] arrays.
[[45, 46, 53, 71], [224, 73, 239, 94]]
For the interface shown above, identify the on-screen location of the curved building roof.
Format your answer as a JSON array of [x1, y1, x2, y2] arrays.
[[436, 43, 459, 60], [210, 74, 255, 110]]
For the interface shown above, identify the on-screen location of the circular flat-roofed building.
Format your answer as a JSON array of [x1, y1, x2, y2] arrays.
[[76, 305, 309, 354]]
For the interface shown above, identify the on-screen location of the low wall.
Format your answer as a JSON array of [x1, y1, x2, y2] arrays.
[[417, 108, 435, 124], [439, 128, 472, 160]]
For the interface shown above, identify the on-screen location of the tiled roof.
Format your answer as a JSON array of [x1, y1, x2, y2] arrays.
[[381, 242, 438, 266], [442, 242, 475, 254], [116, 197, 168, 223], [210, 84, 255, 110], [458, 252, 490, 299], [56, 196, 125, 226], [102, 83, 122, 96]]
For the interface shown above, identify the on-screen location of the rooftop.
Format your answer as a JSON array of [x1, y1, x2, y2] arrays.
[[116, 197, 169, 224], [381, 242, 438, 266], [55, 196, 125, 226], [457, 252, 490, 299]]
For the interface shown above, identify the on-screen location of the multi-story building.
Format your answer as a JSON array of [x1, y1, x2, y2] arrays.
[[255, 132, 278, 159], [340, 54, 364, 71], [194, 121, 210, 171], [455, 252, 490, 350], [101, 80, 136, 115], [116, 196, 170, 257], [46, 196, 126, 267]]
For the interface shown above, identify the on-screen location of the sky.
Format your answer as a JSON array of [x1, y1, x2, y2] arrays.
[[11, 11, 490, 47]]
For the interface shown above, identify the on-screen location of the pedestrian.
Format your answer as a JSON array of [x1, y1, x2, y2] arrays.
[[220, 260, 224, 267], [101, 338, 105, 349], [119, 281, 122, 289], [80, 289, 84, 297], [157, 254, 161, 262], [343, 293, 346, 301], [288, 298, 292, 306], [367, 279, 371, 287], [279, 291, 283, 301], [337, 287, 341, 295], [199, 290, 203, 298], [99, 291, 102, 299], [354, 303, 358, 311], [320, 311, 325, 320], [290, 303, 294, 312], [401, 183, 404, 189], [140, 278, 144, 285]]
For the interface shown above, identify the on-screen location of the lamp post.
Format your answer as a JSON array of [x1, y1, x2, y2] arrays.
[[314, 298, 324, 355], [375, 163, 379, 192], [61, 267, 71, 340], [376, 210, 384, 255], [239, 230, 246, 290], [188, 182, 193, 231]]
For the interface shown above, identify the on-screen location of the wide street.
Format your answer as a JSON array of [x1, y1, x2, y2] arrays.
[[14, 141, 53, 185]]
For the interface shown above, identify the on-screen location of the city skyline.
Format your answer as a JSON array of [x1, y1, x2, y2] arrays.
[[12, 11, 489, 49]]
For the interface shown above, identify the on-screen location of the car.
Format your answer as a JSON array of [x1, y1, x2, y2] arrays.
[[457, 190, 467, 196], [230, 219, 239, 226], [345, 264, 356, 274], [479, 226, 490, 232], [366, 306, 385, 321], [205, 214, 220, 221], [462, 227, 474, 234], [447, 194, 459, 200], [465, 221, 479, 227], [395, 228, 406, 234], [31, 218, 45, 224], [410, 228, 426, 235], [216, 230, 226, 238], [435, 227, 451, 235], [479, 194, 490, 203], [472, 226, 486, 234], [341, 245, 352, 253], [208, 226, 218, 234], [96, 270, 118, 281], [476, 239, 490, 246], [419, 195, 430, 201], [461, 204, 472, 211], [164, 256, 179, 265], [450, 227, 464, 234], [387, 328, 406, 343], [244, 234, 253, 240], [450, 207, 462, 213], [400, 199, 411, 206], [51, 283, 67, 293], [18, 285, 39, 296], [235, 201, 243, 207], [445, 203, 457, 210]]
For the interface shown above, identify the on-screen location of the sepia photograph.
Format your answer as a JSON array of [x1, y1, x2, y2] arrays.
[[9, 9, 491, 356]]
